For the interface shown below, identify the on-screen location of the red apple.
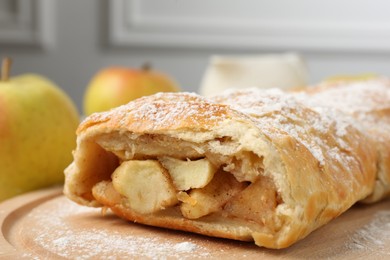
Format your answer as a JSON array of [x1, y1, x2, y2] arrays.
[[83, 64, 180, 115]]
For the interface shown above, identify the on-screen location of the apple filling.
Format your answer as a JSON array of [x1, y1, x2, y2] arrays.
[[91, 134, 283, 228], [93, 157, 281, 228]]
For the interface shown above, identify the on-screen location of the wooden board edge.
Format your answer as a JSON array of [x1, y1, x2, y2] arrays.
[[0, 186, 63, 257]]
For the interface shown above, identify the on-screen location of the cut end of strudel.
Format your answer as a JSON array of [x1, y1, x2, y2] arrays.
[[64, 86, 380, 249]]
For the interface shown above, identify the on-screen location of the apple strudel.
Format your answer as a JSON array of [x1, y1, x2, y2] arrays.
[[64, 81, 388, 248]]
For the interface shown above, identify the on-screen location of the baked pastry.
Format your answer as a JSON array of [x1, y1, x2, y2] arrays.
[[299, 78, 390, 202], [64, 86, 379, 249]]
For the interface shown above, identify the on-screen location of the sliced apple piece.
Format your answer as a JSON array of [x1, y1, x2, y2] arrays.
[[224, 176, 281, 227], [180, 171, 246, 219], [177, 191, 197, 206], [159, 157, 217, 191], [112, 160, 178, 214]]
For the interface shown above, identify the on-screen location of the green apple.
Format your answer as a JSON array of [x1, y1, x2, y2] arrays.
[[0, 58, 80, 201], [83, 64, 180, 116]]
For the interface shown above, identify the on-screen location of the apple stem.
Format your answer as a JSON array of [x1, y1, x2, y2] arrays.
[[1, 57, 12, 81], [142, 62, 152, 72]]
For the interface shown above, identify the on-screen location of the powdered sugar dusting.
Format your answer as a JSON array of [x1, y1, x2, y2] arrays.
[[313, 80, 390, 114], [79, 92, 229, 133], [35, 228, 202, 259], [173, 242, 198, 252], [212, 87, 357, 168], [87, 92, 229, 131], [129, 100, 227, 129], [23, 198, 210, 259], [345, 210, 390, 256], [306, 79, 390, 134]]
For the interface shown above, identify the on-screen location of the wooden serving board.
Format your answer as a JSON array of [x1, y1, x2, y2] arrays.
[[1, 186, 390, 259]]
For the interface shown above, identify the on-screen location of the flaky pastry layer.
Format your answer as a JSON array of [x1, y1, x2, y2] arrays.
[[64, 81, 390, 248]]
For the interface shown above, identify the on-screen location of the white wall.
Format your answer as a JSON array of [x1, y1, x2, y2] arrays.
[[1, 0, 390, 112]]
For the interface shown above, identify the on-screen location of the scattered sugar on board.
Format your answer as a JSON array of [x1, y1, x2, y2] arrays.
[[20, 253, 40, 260], [344, 210, 390, 256], [26, 199, 210, 259], [36, 229, 202, 259]]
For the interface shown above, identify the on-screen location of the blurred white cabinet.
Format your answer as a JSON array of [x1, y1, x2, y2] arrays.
[[109, 0, 390, 52], [0, 0, 54, 48]]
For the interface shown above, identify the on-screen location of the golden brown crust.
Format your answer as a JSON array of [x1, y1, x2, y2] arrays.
[[77, 92, 232, 135], [300, 78, 390, 202], [92, 181, 255, 242], [64, 82, 387, 249]]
